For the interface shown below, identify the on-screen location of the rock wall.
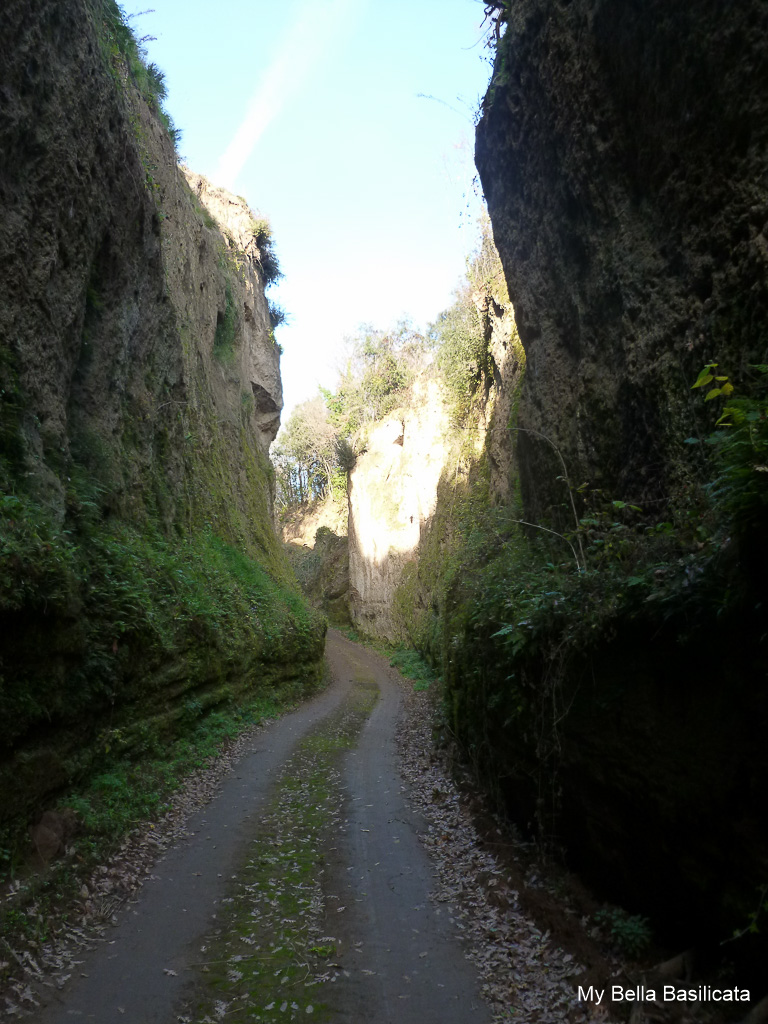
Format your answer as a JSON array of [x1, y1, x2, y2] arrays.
[[348, 378, 451, 641], [281, 495, 348, 548], [476, 0, 768, 523], [0, 0, 324, 822], [281, 497, 350, 626], [472, 283, 524, 504], [465, 0, 768, 960]]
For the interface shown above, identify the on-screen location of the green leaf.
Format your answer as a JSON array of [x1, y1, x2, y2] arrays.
[[692, 364, 716, 388], [704, 387, 722, 401], [684, 436, 700, 444], [490, 623, 515, 639]]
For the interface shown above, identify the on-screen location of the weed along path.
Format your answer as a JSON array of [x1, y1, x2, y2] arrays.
[[34, 631, 491, 1024]]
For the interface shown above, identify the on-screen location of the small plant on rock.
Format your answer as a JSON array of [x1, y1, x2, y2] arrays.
[[690, 362, 768, 530], [250, 217, 282, 286], [594, 906, 652, 957]]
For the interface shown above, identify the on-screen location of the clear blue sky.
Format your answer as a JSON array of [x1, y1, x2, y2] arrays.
[[119, 0, 495, 419]]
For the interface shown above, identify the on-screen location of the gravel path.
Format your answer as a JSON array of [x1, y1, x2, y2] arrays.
[[25, 632, 500, 1024], [7, 630, 744, 1024]]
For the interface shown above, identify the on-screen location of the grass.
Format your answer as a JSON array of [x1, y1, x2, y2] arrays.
[[338, 629, 440, 693], [97, 0, 181, 149], [184, 679, 379, 1023], [340, 620, 440, 689], [63, 691, 289, 843], [0, 480, 326, 880], [388, 647, 437, 692]]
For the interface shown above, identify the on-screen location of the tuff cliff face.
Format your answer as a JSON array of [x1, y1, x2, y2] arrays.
[[182, 171, 283, 445], [281, 496, 350, 626], [476, 0, 768, 522], [1, 0, 283, 508], [315, 271, 518, 639], [467, 0, 768, 958], [347, 378, 451, 641], [0, 0, 323, 823]]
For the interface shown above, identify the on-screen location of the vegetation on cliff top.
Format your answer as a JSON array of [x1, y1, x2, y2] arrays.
[[98, 0, 181, 146], [273, 322, 428, 509]]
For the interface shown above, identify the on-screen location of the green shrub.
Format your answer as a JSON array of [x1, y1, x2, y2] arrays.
[[594, 907, 652, 957], [250, 217, 282, 286], [433, 293, 488, 424], [689, 363, 768, 530], [267, 299, 288, 330]]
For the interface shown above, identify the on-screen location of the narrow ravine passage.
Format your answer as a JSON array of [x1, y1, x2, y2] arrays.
[[34, 633, 490, 1024]]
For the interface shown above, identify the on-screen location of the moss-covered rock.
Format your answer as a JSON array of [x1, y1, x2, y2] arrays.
[[0, 0, 325, 827]]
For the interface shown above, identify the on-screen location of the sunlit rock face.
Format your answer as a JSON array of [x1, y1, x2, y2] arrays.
[[348, 378, 450, 640], [183, 172, 282, 445], [281, 495, 348, 547]]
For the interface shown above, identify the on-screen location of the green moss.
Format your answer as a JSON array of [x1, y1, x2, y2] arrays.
[[0, 455, 326, 832], [0, 3, 323, 904], [213, 279, 237, 364]]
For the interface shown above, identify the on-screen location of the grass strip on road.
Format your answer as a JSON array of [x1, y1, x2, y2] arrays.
[[183, 677, 378, 1024]]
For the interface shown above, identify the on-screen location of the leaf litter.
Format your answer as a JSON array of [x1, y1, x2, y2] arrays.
[[0, 710, 296, 1019], [392, 666, 726, 1024]]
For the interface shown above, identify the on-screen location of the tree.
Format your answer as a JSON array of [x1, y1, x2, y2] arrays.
[[325, 322, 430, 435], [273, 322, 431, 512], [273, 398, 339, 510]]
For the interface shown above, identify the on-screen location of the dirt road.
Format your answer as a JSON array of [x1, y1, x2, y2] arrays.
[[35, 631, 491, 1024]]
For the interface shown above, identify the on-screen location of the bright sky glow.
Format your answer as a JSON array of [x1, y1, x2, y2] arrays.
[[118, 0, 494, 421], [215, 0, 361, 188]]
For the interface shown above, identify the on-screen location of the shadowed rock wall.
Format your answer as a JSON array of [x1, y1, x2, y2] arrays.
[[476, 0, 768, 522], [465, 0, 768, 963]]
